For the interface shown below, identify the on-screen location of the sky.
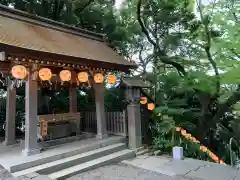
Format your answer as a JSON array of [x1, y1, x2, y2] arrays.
[[115, 0, 124, 9]]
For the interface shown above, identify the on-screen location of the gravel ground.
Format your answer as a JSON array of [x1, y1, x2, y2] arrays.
[[66, 163, 189, 180]]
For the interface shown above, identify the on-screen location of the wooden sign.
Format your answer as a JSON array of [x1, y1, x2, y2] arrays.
[[40, 120, 48, 137], [38, 113, 80, 123]]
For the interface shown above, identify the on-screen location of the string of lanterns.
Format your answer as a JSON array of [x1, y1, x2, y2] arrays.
[[10, 65, 117, 85], [139, 96, 225, 164], [176, 127, 225, 165], [140, 96, 155, 110]]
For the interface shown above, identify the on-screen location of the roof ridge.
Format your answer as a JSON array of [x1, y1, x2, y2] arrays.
[[0, 4, 105, 42]]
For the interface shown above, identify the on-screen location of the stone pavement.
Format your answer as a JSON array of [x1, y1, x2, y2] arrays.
[[66, 163, 189, 180], [122, 155, 240, 180], [1, 156, 240, 180], [0, 165, 15, 180]]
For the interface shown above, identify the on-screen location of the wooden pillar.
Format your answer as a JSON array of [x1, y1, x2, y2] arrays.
[[126, 87, 142, 149], [69, 87, 80, 134], [93, 83, 108, 139], [69, 87, 77, 113], [22, 71, 40, 156], [4, 79, 16, 146]]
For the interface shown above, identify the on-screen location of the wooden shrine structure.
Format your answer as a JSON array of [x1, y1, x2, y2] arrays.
[[0, 4, 147, 156]]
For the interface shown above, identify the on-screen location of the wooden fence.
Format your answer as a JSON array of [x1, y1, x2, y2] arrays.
[[82, 111, 127, 136]]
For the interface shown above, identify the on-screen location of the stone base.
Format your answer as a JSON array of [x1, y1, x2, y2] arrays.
[[96, 134, 108, 140], [3, 140, 16, 146], [128, 135, 142, 149], [22, 148, 41, 156]]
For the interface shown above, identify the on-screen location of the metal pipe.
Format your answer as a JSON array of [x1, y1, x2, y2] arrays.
[[229, 137, 239, 167]]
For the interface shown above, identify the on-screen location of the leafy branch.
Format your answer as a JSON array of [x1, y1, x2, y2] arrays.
[[136, 0, 186, 76], [196, 0, 220, 95], [75, 0, 95, 14]]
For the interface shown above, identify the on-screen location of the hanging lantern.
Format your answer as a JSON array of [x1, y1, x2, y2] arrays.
[[94, 73, 104, 83], [220, 160, 225, 165], [147, 103, 155, 111], [107, 74, 117, 85], [200, 146, 208, 152], [212, 155, 219, 162], [59, 70, 71, 82], [140, 97, 147, 104], [191, 137, 196, 141], [11, 65, 27, 79], [181, 129, 187, 136], [77, 72, 88, 83], [38, 68, 52, 81], [185, 133, 191, 139]]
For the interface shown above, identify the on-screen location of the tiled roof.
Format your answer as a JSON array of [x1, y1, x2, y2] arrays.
[[0, 5, 137, 68]]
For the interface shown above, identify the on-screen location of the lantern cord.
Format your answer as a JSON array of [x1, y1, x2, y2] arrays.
[[0, 71, 3, 79], [16, 80, 20, 88], [0, 72, 4, 86], [48, 80, 52, 86], [10, 80, 15, 90], [55, 80, 57, 90], [88, 80, 91, 88], [16, 80, 18, 88], [33, 71, 38, 80]]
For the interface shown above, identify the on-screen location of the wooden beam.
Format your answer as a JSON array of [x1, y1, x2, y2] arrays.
[[0, 44, 134, 72], [0, 61, 10, 72]]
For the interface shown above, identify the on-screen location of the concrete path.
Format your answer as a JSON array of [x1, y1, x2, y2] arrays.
[[122, 155, 239, 180]]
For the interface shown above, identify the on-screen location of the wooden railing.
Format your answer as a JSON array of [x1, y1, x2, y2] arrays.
[[106, 111, 127, 136], [84, 112, 97, 133], [83, 111, 127, 137]]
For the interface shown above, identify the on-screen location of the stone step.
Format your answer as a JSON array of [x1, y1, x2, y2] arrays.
[[136, 149, 150, 156], [12, 143, 126, 177], [48, 149, 135, 180], [134, 146, 145, 153], [9, 136, 126, 173]]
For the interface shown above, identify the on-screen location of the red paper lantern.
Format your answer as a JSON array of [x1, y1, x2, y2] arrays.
[[59, 70, 71, 82], [147, 103, 155, 110], [94, 73, 104, 83], [39, 68, 52, 81], [11, 65, 27, 79]]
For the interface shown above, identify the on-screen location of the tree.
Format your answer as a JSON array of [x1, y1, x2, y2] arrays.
[[135, 0, 240, 163]]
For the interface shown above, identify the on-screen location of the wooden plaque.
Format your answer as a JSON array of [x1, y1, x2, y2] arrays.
[[40, 120, 48, 137]]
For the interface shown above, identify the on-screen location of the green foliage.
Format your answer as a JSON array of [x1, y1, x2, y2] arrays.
[[139, 0, 240, 165], [180, 139, 209, 160], [150, 112, 210, 160]]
